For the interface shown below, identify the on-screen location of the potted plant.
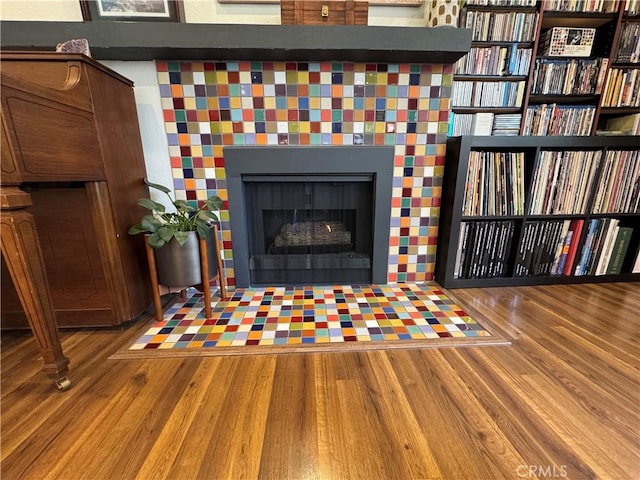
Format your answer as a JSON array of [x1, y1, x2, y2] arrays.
[[128, 179, 223, 288]]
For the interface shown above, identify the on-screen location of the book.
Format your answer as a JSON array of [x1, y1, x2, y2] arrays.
[[563, 219, 584, 275], [555, 227, 574, 276], [606, 227, 633, 275], [633, 245, 640, 274], [575, 219, 600, 276], [604, 114, 640, 136], [454, 222, 467, 279], [595, 220, 620, 276], [471, 113, 494, 135]]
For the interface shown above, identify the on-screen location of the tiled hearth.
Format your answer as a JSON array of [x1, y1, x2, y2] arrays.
[[157, 60, 454, 286]]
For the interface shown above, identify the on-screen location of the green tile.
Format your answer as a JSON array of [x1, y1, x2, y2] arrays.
[[175, 111, 186, 122], [365, 73, 377, 85], [204, 71, 217, 84], [286, 71, 298, 84], [228, 84, 241, 97]]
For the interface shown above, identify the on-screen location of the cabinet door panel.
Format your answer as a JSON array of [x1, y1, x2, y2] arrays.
[[5, 96, 105, 181], [28, 186, 112, 312]]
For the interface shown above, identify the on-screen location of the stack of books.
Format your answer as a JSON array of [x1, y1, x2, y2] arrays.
[[492, 113, 522, 135]]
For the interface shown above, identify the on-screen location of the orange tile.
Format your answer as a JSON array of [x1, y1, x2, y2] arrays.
[[252, 84, 264, 97]]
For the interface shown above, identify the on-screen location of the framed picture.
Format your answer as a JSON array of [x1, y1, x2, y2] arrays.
[[81, 0, 182, 21]]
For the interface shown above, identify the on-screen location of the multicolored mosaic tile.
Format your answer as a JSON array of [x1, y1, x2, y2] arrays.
[[128, 284, 491, 351], [156, 61, 454, 286]]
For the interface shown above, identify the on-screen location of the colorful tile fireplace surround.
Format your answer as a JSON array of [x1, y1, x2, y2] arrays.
[[157, 60, 454, 287]]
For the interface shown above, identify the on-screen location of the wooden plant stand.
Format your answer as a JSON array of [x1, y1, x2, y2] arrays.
[[144, 225, 227, 323]]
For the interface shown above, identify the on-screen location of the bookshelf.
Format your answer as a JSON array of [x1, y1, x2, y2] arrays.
[[595, 2, 640, 134], [451, 0, 640, 136], [451, 0, 538, 136], [435, 135, 640, 288]]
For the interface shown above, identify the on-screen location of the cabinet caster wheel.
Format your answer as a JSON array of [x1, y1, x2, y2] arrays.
[[55, 377, 72, 391]]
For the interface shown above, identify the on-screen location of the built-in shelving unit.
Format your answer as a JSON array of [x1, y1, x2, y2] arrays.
[[452, 0, 640, 136]]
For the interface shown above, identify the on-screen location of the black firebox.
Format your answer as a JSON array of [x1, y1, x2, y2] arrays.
[[225, 146, 393, 287]]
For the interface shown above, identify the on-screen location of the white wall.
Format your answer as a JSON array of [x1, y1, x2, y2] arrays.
[[0, 0, 427, 26], [0, 0, 84, 21]]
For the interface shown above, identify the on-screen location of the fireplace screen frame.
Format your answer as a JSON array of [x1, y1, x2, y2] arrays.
[[225, 146, 394, 287]]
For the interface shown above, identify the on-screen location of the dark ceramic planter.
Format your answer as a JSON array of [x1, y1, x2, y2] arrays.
[[155, 229, 217, 288]]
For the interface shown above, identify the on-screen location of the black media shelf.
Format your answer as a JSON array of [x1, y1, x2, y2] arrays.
[[436, 135, 640, 288]]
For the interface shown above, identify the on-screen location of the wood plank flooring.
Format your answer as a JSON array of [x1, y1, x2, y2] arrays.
[[1, 282, 639, 480]]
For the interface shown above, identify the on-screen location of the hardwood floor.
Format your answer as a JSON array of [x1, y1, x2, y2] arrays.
[[2, 282, 639, 480]]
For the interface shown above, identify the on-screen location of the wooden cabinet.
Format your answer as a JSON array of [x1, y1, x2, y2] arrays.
[[281, 0, 368, 25], [1, 52, 151, 328]]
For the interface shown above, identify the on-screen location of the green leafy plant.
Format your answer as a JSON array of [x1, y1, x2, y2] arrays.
[[128, 179, 223, 248]]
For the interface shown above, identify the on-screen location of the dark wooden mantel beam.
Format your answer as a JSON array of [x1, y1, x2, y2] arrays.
[[0, 21, 471, 64]]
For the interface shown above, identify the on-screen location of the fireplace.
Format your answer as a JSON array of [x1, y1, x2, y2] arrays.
[[225, 146, 393, 287]]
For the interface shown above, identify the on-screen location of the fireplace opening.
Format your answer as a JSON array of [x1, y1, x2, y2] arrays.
[[245, 178, 373, 284], [225, 146, 393, 287]]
